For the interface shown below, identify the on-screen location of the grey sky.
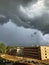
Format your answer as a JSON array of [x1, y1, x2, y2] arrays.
[[0, 19, 49, 46], [0, 0, 49, 46]]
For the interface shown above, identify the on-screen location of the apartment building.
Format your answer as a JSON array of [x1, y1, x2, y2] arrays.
[[22, 46, 49, 60], [8, 46, 49, 60]]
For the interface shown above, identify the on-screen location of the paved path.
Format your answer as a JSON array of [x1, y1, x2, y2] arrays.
[[0, 54, 49, 65]]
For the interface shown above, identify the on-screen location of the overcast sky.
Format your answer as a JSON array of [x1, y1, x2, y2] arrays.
[[0, 0, 49, 46]]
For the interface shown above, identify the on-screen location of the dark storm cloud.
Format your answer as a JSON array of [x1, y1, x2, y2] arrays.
[[44, 0, 49, 8], [20, 0, 38, 6], [28, 13, 49, 34], [0, 0, 38, 27], [0, 0, 49, 34], [18, 0, 49, 34], [0, 16, 9, 25]]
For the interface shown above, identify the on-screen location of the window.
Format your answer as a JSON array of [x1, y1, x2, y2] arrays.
[[45, 50, 47, 52], [45, 56, 47, 58], [45, 48, 47, 52], [45, 48, 46, 49], [45, 53, 47, 55]]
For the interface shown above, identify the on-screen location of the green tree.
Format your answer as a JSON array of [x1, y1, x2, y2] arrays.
[[0, 43, 6, 53]]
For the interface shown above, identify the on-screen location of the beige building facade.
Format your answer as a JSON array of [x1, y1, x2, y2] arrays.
[[40, 46, 49, 60]]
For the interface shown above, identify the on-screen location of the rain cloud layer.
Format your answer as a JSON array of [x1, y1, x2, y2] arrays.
[[0, 0, 49, 46]]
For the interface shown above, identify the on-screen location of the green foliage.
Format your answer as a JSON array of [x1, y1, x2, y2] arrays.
[[6, 46, 17, 54], [0, 43, 6, 53], [6, 46, 17, 50], [0, 42, 17, 54], [6, 46, 14, 50]]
